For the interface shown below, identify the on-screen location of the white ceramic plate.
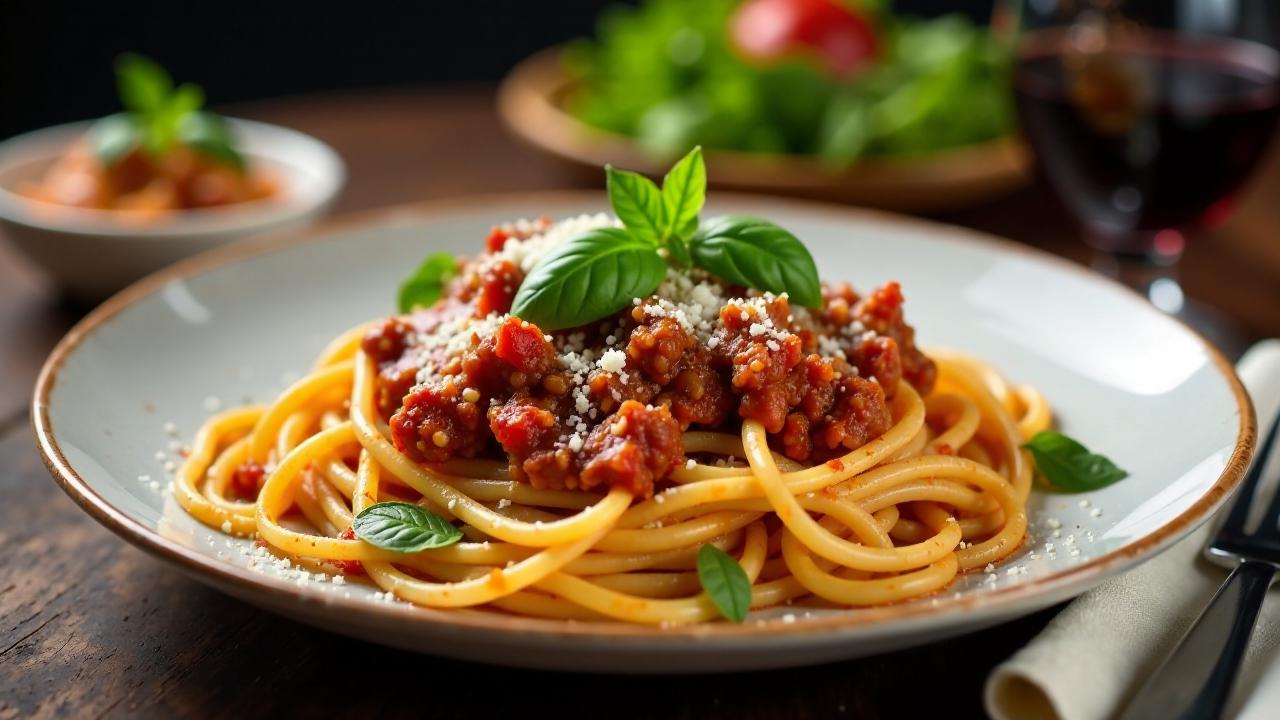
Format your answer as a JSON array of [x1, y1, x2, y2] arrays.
[[33, 193, 1254, 673]]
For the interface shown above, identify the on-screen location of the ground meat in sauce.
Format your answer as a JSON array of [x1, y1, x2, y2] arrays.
[[579, 401, 683, 494], [362, 225, 936, 497], [827, 281, 936, 395], [363, 317, 421, 417]]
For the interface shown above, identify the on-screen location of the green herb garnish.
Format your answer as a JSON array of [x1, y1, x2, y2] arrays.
[[1024, 431, 1128, 492], [690, 215, 822, 308], [88, 53, 244, 170], [87, 114, 140, 167], [508, 147, 820, 330], [660, 145, 706, 248], [606, 164, 667, 247], [696, 544, 751, 623], [179, 110, 244, 170], [351, 501, 463, 553], [398, 252, 459, 313], [510, 227, 669, 330]]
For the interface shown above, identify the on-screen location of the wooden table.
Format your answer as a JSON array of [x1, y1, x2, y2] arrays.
[[3, 87, 1279, 718]]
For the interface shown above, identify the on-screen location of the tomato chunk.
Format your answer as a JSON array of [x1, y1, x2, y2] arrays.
[[484, 227, 512, 254], [476, 260, 522, 316], [493, 318, 556, 375], [490, 401, 558, 457], [730, 0, 879, 78]]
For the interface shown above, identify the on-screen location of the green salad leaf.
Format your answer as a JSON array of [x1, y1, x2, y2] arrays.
[[565, 0, 1011, 166]]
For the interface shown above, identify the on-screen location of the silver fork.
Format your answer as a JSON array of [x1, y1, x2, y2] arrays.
[[1118, 407, 1280, 720]]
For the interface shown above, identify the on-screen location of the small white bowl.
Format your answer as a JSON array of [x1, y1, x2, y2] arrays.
[[0, 118, 345, 300]]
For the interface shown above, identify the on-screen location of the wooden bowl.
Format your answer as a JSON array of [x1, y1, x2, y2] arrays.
[[497, 48, 1032, 213]]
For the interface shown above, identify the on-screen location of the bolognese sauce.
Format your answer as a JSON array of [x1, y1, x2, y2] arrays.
[[361, 214, 935, 498]]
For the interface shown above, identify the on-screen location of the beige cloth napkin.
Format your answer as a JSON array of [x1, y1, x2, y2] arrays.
[[985, 340, 1280, 720]]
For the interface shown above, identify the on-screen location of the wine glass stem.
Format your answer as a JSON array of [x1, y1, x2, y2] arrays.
[[1086, 230, 1187, 314]]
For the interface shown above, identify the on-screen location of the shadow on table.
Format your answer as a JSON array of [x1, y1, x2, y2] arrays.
[[56, 568, 1063, 719]]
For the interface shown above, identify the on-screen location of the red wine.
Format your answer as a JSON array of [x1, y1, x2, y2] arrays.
[[1015, 33, 1280, 246]]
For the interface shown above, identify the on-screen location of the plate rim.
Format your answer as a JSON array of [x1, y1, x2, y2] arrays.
[[31, 190, 1257, 642]]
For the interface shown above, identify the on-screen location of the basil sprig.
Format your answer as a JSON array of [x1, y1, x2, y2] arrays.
[[399, 252, 459, 313], [88, 53, 245, 170], [697, 544, 751, 623], [351, 501, 463, 553], [1024, 431, 1128, 492], [508, 147, 822, 330]]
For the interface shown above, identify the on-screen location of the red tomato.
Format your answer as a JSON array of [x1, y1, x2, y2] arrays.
[[489, 402, 557, 457], [476, 259, 521, 316], [729, 0, 879, 78], [494, 318, 553, 374], [484, 226, 512, 254]]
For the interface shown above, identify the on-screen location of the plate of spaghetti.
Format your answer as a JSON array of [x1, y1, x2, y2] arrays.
[[34, 151, 1254, 672]]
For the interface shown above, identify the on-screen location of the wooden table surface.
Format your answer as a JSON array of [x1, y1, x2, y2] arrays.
[[3, 86, 1279, 719]]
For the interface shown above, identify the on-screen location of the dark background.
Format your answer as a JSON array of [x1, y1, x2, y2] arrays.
[[0, 0, 990, 140]]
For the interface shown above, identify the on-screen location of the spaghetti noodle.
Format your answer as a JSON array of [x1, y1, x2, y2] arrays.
[[175, 213, 1050, 624]]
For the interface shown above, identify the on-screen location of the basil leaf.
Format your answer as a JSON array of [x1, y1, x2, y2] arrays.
[[352, 501, 462, 553], [144, 84, 206, 155], [511, 227, 666, 331], [665, 234, 692, 268], [165, 84, 206, 130], [697, 544, 751, 623], [88, 114, 139, 167], [690, 215, 822, 308], [606, 165, 665, 246], [661, 145, 705, 241], [1023, 431, 1128, 492], [116, 53, 172, 115], [180, 111, 246, 171], [398, 252, 457, 313]]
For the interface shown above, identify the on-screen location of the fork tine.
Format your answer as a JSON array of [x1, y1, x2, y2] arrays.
[[1252, 411, 1280, 540], [1220, 404, 1280, 534]]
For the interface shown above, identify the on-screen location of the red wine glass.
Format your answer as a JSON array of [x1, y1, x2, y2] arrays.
[[1009, 0, 1280, 316]]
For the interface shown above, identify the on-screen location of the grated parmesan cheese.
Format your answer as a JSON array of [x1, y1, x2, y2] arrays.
[[597, 348, 627, 374], [493, 213, 618, 273]]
